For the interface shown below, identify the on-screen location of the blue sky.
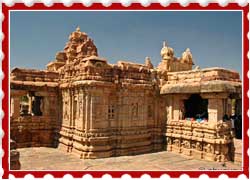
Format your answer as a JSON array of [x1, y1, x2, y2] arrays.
[[10, 11, 242, 77]]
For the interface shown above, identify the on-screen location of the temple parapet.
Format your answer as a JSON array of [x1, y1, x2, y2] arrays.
[[11, 68, 59, 89], [166, 120, 234, 162]]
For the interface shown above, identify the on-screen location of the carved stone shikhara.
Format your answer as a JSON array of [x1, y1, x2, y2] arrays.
[[10, 27, 241, 162]]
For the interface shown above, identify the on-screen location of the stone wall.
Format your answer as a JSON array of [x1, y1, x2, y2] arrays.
[[166, 120, 234, 162], [10, 116, 58, 148], [10, 139, 21, 170], [10, 69, 60, 148], [57, 60, 165, 158]]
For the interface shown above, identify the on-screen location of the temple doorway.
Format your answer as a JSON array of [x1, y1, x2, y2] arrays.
[[184, 94, 208, 119]]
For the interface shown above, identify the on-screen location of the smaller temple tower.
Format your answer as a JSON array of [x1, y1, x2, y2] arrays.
[[157, 41, 194, 72], [158, 41, 175, 71]]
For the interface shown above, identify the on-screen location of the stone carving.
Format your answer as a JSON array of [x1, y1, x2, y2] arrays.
[[194, 66, 200, 70], [166, 120, 234, 162], [79, 98, 83, 117], [181, 48, 193, 64], [56, 52, 67, 62], [160, 41, 174, 60], [173, 139, 180, 147], [182, 140, 191, 149], [145, 57, 154, 69], [10, 27, 240, 161], [195, 142, 202, 151], [131, 103, 139, 119], [63, 100, 69, 120], [204, 143, 214, 154], [166, 137, 172, 145]]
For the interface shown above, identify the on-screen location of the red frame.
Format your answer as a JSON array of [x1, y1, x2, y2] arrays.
[[2, 3, 249, 179]]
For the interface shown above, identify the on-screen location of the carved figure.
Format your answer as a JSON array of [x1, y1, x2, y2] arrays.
[[195, 142, 202, 151], [204, 143, 214, 153], [182, 140, 191, 149], [173, 139, 180, 146]]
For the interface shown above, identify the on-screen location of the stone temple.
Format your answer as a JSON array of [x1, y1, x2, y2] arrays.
[[10, 27, 242, 168]]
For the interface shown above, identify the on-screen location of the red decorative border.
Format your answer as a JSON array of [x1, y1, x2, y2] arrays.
[[2, 3, 249, 179]]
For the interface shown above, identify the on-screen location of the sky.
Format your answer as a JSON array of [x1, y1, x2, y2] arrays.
[[10, 11, 242, 77]]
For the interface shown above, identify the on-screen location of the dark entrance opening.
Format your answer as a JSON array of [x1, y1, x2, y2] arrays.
[[32, 96, 43, 116], [184, 94, 208, 119]]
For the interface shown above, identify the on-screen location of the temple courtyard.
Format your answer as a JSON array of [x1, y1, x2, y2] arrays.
[[17, 139, 242, 171]]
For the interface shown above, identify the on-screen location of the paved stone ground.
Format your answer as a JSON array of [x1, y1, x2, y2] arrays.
[[17, 143, 242, 171], [234, 138, 243, 164]]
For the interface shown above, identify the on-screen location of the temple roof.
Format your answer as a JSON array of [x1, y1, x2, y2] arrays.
[[160, 67, 241, 94], [161, 81, 241, 94]]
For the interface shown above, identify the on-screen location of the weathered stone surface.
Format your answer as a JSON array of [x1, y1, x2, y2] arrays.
[[10, 139, 21, 170], [18, 147, 242, 170], [166, 120, 234, 162], [10, 27, 242, 162]]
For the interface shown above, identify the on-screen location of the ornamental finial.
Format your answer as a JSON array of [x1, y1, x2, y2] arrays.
[[163, 41, 167, 48], [76, 26, 81, 32]]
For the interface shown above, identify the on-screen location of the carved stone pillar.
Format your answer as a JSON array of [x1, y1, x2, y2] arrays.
[[28, 95, 33, 115], [143, 95, 148, 127], [166, 95, 173, 121], [11, 96, 20, 118], [178, 94, 189, 120], [73, 95, 77, 127], [173, 96, 180, 121], [81, 91, 85, 131], [207, 98, 224, 123], [90, 95, 93, 130], [62, 91, 70, 127], [10, 97, 14, 117], [202, 93, 228, 123], [43, 96, 50, 116], [103, 93, 109, 127], [85, 93, 90, 133], [69, 89, 73, 127], [227, 98, 232, 116]]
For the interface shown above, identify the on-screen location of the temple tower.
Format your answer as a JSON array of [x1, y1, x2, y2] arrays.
[[158, 41, 175, 71]]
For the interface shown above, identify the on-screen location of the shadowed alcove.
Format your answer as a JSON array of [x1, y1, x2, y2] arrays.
[[184, 94, 208, 119]]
